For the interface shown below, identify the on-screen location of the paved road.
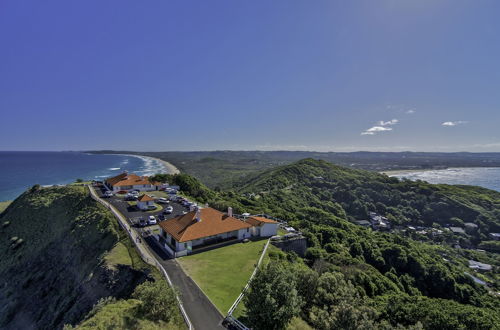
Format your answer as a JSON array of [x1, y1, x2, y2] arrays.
[[144, 236, 225, 329]]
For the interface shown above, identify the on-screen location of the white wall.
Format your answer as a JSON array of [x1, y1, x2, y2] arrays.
[[238, 228, 251, 240], [260, 223, 278, 237]]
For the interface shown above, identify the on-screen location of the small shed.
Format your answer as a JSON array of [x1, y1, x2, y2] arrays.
[[137, 194, 155, 210]]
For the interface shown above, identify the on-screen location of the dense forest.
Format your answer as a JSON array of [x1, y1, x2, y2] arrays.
[[152, 158, 500, 329]]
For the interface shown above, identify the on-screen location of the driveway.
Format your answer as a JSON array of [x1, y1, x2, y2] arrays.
[[144, 236, 225, 329]]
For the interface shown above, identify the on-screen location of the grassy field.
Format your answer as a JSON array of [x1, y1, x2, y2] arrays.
[[104, 242, 132, 270], [177, 239, 268, 314], [0, 201, 12, 213]]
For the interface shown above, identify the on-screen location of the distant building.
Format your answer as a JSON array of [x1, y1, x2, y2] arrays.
[[105, 172, 161, 192], [468, 260, 493, 272], [489, 233, 500, 241], [450, 227, 466, 234], [354, 220, 371, 227], [464, 222, 479, 234]]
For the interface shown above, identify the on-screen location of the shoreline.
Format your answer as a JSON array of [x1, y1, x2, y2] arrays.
[[117, 154, 180, 175], [381, 166, 500, 176]]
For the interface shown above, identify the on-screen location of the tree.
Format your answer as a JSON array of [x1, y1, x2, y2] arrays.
[[308, 272, 376, 330], [244, 262, 301, 330], [132, 280, 179, 323]]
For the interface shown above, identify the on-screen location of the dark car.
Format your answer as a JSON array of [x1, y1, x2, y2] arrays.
[[138, 218, 147, 227]]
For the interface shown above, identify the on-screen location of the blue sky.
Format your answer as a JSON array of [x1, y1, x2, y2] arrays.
[[1, 0, 499, 152]]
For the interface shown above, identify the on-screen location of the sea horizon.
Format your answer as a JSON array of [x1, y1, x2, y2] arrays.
[[0, 151, 170, 201]]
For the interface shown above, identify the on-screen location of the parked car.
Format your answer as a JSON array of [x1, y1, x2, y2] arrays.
[[148, 215, 157, 225], [164, 206, 173, 214], [156, 197, 169, 204], [158, 214, 165, 221], [129, 190, 139, 196], [125, 194, 138, 201], [138, 218, 147, 227], [103, 191, 113, 197]]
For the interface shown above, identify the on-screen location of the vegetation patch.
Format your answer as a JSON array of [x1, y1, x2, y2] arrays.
[[104, 242, 132, 270], [0, 201, 12, 213]]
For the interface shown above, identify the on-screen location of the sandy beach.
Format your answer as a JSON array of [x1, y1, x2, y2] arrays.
[[114, 153, 180, 175], [155, 157, 180, 174]]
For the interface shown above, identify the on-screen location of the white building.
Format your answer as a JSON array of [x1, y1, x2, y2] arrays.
[[158, 207, 278, 257]]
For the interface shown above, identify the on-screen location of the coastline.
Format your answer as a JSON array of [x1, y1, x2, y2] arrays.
[[118, 154, 180, 175], [380, 168, 446, 176]]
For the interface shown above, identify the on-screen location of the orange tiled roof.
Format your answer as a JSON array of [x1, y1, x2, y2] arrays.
[[246, 216, 278, 226], [137, 194, 154, 202], [106, 172, 153, 187], [159, 208, 252, 243]]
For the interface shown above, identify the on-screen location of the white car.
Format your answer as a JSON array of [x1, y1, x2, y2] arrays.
[[104, 191, 113, 197], [129, 190, 139, 196], [157, 198, 169, 204], [164, 206, 173, 214], [148, 215, 157, 225]]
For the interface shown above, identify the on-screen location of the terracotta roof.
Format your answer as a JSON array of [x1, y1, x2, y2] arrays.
[[137, 194, 154, 202], [159, 208, 252, 243], [106, 172, 153, 187], [246, 216, 279, 226]]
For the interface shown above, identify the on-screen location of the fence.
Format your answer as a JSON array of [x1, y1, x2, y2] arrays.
[[87, 185, 193, 330], [227, 238, 271, 316]]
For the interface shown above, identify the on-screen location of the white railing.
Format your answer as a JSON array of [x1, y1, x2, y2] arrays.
[[227, 238, 271, 316], [87, 185, 193, 330]]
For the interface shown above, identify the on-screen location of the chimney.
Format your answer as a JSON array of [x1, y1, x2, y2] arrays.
[[205, 203, 209, 208], [228, 207, 233, 218], [195, 207, 201, 222]]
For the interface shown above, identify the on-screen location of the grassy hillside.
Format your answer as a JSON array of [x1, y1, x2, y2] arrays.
[[166, 159, 500, 329], [0, 185, 183, 329]]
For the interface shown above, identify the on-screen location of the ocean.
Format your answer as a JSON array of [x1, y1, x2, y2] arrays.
[[0, 152, 169, 201], [389, 167, 500, 192]]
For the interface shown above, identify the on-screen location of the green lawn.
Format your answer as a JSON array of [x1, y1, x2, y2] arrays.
[[178, 239, 268, 314], [231, 243, 280, 318], [104, 242, 132, 270], [0, 201, 12, 213]]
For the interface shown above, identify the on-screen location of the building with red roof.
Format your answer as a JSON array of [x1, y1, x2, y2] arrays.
[[158, 207, 278, 257]]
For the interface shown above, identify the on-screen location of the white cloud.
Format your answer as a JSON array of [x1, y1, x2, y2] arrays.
[[406, 109, 416, 114], [361, 126, 394, 136], [442, 121, 468, 127], [378, 119, 399, 126]]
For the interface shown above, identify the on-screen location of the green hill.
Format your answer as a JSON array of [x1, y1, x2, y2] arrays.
[[0, 185, 182, 330], [169, 159, 500, 329]]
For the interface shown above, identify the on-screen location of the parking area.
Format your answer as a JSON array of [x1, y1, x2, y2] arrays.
[[95, 185, 191, 232]]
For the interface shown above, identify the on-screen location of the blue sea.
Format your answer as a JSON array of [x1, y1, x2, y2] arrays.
[[0, 152, 170, 201], [389, 167, 500, 192]]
